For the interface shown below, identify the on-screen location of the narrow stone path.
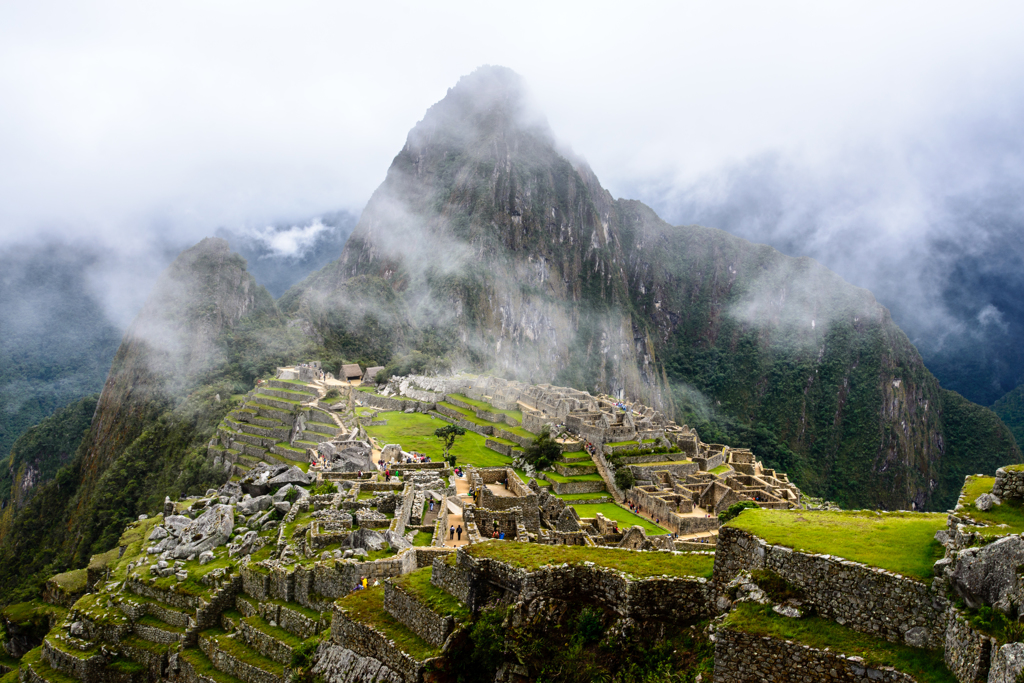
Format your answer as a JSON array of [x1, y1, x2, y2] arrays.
[[443, 501, 468, 547]]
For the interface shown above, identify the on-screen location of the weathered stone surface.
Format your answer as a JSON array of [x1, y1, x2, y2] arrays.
[[311, 643, 403, 683], [951, 535, 1024, 612], [268, 465, 314, 487], [349, 528, 388, 552], [989, 642, 1024, 683], [274, 501, 291, 515], [976, 493, 1001, 512], [199, 550, 215, 565], [384, 530, 412, 551], [238, 495, 272, 516], [148, 526, 168, 541], [171, 504, 234, 559]]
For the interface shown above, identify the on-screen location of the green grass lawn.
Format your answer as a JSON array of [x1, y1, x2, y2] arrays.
[[727, 509, 946, 582], [606, 440, 640, 447], [412, 531, 433, 546], [365, 412, 512, 468], [447, 393, 524, 423], [337, 586, 438, 660], [465, 540, 713, 578], [513, 469, 550, 486], [571, 503, 667, 534], [723, 603, 955, 683], [709, 464, 731, 475], [957, 475, 1024, 537], [543, 470, 604, 483], [550, 492, 609, 501]]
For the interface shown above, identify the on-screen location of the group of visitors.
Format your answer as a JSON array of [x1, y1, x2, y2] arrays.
[[449, 524, 463, 541], [352, 576, 379, 592]]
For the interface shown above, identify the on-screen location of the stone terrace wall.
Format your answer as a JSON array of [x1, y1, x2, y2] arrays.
[[330, 608, 426, 683], [383, 581, 454, 648], [712, 628, 917, 683], [993, 467, 1024, 499], [944, 608, 994, 683], [357, 392, 434, 414], [430, 556, 474, 606], [714, 527, 950, 649], [453, 550, 712, 623], [624, 487, 718, 537]]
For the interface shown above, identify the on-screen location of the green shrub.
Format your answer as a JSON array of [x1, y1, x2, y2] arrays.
[[310, 481, 335, 496], [718, 501, 758, 523], [614, 467, 635, 490], [524, 427, 561, 471], [323, 389, 341, 400]]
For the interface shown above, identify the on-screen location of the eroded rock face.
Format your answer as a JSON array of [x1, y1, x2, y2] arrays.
[[950, 535, 1024, 612], [989, 642, 1024, 683], [237, 495, 272, 516], [171, 504, 234, 560], [349, 528, 388, 552], [384, 530, 411, 551], [268, 465, 314, 487], [311, 643, 403, 683], [976, 493, 1002, 512]]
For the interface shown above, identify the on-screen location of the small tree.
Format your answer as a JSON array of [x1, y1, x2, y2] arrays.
[[434, 425, 465, 466], [718, 500, 758, 523], [614, 467, 635, 491], [524, 427, 561, 471]]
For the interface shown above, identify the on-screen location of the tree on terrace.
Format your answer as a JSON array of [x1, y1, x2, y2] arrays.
[[434, 424, 466, 467]]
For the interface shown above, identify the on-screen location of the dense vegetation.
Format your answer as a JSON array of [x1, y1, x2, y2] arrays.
[[993, 383, 1024, 451]]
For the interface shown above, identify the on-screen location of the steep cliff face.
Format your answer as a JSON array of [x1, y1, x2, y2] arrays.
[[76, 237, 278, 505], [285, 66, 1020, 510]]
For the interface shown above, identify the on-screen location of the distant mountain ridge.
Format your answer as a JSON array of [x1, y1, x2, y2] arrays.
[[283, 66, 1021, 510]]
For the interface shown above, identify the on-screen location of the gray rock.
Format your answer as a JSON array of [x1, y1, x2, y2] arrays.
[[350, 527, 387, 552], [977, 493, 1002, 512], [933, 557, 953, 577], [352, 548, 368, 558], [950, 535, 1024, 612], [198, 550, 215, 566], [138, 514, 148, 521], [272, 484, 294, 503], [175, 570, 188, 581], [69, 621, 84, 637], [171, 504, 234, 560], [902, 626, 929, 648], [274, 501, 291, 515], [934, 529, 951, 545], [163, 515, 191, 535], [205, 489, 219, 497], [989, 642, 1024, 683], [772, 604, 802, 618], [384, 530, 412, 551], [148, 526, 168, 541], [343, 549, 354, 559], [157, 560, 168, 569], [268, 466, 314, 487], [237, 494, 272, 516]]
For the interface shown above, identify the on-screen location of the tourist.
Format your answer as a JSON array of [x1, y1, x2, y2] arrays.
[[362, 577, 368, 590], [456, 525, 463, 541], [492, 529, 498, 539], [429, 500, 434, 513], [499, 532, 505, 540], [449, 525, 455, 540]]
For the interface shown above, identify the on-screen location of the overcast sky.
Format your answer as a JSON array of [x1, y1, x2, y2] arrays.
[[3, 1, 1024, 338]]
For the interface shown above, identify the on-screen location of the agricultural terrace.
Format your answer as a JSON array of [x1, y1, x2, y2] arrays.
[[723, 603, 955, 683], [464, 541, 714, 579], [957, 475, 1024, 537], [364, 412, 513, 469], [727, 509, 945, 582]]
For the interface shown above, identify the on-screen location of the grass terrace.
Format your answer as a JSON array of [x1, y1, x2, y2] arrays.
[[336, 586, 438, 661], [464, 541, 713, 579], [392, 567, 470, 622], [709, 465, 731, 476], [412, 531, 433, 546], [957, 475, 1024, 537], [723, 602, 955, 683], [727, 509, 946, 582], [572, 503, 668, 534], [550, 492, 608, 501], [513, 469, 550, 486], [446, 393, 524, 423], [543, 470, 604, 483], [365, 412, 513, 468], [437, 402, 536, 439], [606, 440, 640, 448]]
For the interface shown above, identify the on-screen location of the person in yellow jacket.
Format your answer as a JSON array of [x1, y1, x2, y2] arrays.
[[362, 577, 368, 590]]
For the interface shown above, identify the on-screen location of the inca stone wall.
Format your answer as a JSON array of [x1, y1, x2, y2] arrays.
[[330, 607, 430, 683], [714, 527, 949, 649], [944, 608, 993, 683], [712, 628, 918, 683], [383, 581, 454, 648], [992, 467, 1024, 499]]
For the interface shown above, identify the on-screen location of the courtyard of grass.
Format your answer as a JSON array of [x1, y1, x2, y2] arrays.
[[571, 503, 667, 534], [727, 509, 946, 582], [365, 411, 512, 468], [437, 402, 536, 440], [723, 603, 955, 683], [464, 540, 713, 579], [957, 475, 1024, 537]]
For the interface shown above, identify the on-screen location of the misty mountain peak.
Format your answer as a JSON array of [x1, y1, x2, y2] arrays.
[[406, 65, 553, 153]]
